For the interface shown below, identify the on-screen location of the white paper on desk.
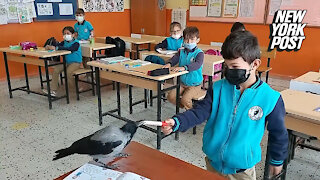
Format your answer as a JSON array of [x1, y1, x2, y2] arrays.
[[156, 49, 177, 55], [269, 0, 282, 16], [48, 0, 62, 2], [239, 0, 254, 17], [59, 3, 73, 15], [207, 0, 222, 17], [37, 3, 53, 16], [0, 4, 8, 25], [79, 40, 90, 44]]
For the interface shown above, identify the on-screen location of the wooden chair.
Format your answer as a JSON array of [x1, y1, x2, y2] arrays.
[[257, 47, 276, 83]]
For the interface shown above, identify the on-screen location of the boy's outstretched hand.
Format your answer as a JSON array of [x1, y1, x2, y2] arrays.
[[161, 119, 175, 135]]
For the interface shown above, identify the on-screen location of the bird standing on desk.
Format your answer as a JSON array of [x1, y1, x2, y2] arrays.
[[53, 121, 144, 168]]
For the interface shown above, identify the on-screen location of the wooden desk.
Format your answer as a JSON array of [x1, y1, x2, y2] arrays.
[[81, 43, 115, 58], [141, 34, 166, 44], [289, 71, 320, 94], [88, 61, 187, 149], [55, 141, 226, 180], [263, 89, 320, 180], [0, 47, 71, 109], [198, 44, 222, 52], [96, 36, 154, 59], [139, 50, 225, 87]]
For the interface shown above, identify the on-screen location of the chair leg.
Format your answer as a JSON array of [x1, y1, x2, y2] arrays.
[[265, 71, 270, 83], [193, 127, 197, 135], [75, 75, 80, 101], [60, 73, 64, 85], [91, 71, 95, 96]]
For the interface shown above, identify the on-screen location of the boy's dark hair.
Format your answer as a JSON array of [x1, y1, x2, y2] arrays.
[[62, 26, 75, 34], [183, 26, 200, 40], [221, 30, 260, 64], [170, 22, 182, 32], [75, 8, 85, 15], [231, 22, 245, 32]]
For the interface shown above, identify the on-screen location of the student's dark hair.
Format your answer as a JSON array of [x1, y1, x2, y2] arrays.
[[75, 8, 85, 15], [62, 26, 75, 34], [170, 22, 182, 32], [231, 22, 245, 32], [183, 26, 200, 40], [221, 30, 260, 64]]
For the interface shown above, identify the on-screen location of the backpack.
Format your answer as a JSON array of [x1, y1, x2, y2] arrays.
[[105, 36, 126, 57], [44, 37, 57, 47]]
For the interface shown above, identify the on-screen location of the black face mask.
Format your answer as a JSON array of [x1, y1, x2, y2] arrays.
[[224, 68, 250, 86]]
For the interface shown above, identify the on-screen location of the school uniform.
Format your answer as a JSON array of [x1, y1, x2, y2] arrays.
[[74, 20, 94, 40], [155, 37, 183, 51]]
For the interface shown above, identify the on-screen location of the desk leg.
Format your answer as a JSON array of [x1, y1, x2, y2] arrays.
[[116, 82, 121, 116], [38, 66, 44, 89], [147, 43, 151, 51], [144, 89, 148, 108], [129, 85, 133, 114], [157, 81, 162, 150], [95, 67, 102, 125], [24, 63, 30, 94], [91, 50, 96, 96], [44, 60, 52, 109], [135, 44, 139, 60], [208, 76, 213, 89], [63, 56, 69, 104], [3, 52, 13, 98], [175, 76, 181, 140], [150, 90, 153, 107]]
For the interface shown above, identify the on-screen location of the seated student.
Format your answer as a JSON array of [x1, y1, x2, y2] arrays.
[[74, 8, 94, 70], [231, 22, 246, 32], [44, 26, 82, 96], [155, 22, 183, 52], [163, 26, 204, 110], [162, 31, 288, 180]]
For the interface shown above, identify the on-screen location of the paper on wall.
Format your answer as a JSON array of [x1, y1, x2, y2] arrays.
[[269, 0, 282, 16], [18, 3, 32, 23], [0, 4, 8, 25], [172, 8, 186, 29], [59, 3, 73, 15], [37, 3, 53, 16], [7, 3, 19, 20], [207, 0, 222, 17], [0, 0, 6, 4], [223, 0, 239, 17], [239, 0, 254, 17], [48, 0, 62, 2]]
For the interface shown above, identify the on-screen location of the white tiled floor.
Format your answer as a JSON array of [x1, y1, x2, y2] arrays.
[[0, 75, 319, 180]]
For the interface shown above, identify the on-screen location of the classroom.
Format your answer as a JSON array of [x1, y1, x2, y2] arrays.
[[0, 0, 320, 179]]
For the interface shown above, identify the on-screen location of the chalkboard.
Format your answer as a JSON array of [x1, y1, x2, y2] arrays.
[[34, 0, 78, 21]]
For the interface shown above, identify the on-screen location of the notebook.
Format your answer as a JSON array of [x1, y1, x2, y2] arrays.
[[156, 49, 177, 55], [63, 163, 150, 180]]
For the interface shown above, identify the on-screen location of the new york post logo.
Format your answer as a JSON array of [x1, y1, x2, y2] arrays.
[[268, 10, 307, 52]]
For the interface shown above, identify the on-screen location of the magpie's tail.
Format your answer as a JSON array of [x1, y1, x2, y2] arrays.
[[53, 148, 74, 161]]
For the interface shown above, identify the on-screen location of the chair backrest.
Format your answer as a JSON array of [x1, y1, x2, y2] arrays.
[[260, 47, 277, 67]]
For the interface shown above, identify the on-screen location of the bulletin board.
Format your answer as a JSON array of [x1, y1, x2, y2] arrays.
[[266, 0, 320, 27], [34, 0, 78, 21], [189, 0, 268, 24]]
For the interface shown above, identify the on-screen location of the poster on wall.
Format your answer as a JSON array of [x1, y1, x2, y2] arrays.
[[83, 0, 124, 12]]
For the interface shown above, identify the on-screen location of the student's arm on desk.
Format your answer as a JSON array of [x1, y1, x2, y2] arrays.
[[162, 86, 213, 134], [56, 41, 80, 52], [162, 50, 180, 69], [184, 52, 204, 72], [266, 96, 288, 175], [155, 39, 168, 50]]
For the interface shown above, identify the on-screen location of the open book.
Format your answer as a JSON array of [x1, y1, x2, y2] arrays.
[[99, 56, 130, 64], [156, 49, 177, 55], [63, 163, 150, 180]]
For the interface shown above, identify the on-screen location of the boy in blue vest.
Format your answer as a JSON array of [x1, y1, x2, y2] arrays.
[[155, 22, 183, 52], [163, 26, 204, 109], [44, 26, 82, 96], [162, 31, 288, 180], [74, 8, 94, 72]]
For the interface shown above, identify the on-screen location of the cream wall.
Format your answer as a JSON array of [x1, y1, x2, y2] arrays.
[[78, 0, 131, 9], [166, 0, 189, 9]]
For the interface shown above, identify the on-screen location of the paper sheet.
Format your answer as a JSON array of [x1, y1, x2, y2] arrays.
[[269, 0, 282, 16], [37, 3, 53, 16], [190, 6, 207, 17], [281, 0, 292, 6], [48, 0, 62, 2], [0, 4, 8, 25], [18, 3, 32, 23], [0, 0, 6, 4], [239, 0, 254, 17], [83, 0, 124, 12], [59, 3, 73, 15], [223, 0, 239, 17], [7, 3, 18, 20], [207, 0, 222, 17], [172, 9, 186, 29]]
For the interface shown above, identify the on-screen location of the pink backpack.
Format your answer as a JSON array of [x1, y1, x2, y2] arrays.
[[203, 49, 223, 82]]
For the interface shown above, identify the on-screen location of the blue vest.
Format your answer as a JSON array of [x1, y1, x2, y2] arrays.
[[64, 39, 82, 64], [179, 48, 203, 86], [202, 78, 280, 174], [74, 21, 93, 40], [166, 37, 183, 51]]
